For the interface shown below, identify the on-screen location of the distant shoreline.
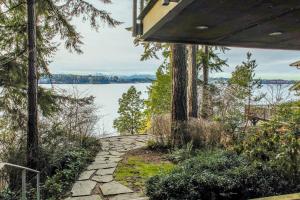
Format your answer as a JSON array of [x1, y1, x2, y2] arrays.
[[39, 82, 294, 85], [39, 82, 152, 85], [39, 74, 297, 85]]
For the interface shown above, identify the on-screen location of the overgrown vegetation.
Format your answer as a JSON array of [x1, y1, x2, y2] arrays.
[[1, 0, 119, 198], [114, 149, 174, 193], [146, 149, 299, 200], [43, 147, 97, 199], [141, 49, 300, 199], [0, 87, 101, 199], [144, 99, 300, 199]]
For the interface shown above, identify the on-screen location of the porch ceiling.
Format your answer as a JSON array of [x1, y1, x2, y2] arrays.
[[140, 0, 300, 50]]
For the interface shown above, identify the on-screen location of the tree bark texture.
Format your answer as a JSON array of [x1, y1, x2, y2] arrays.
[[27, 0, 39, 170], [187, 44, 198, 118], [171, 44, 189, 147], [201, 45, 210, 119]]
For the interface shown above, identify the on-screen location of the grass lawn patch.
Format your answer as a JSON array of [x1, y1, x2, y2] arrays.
[[114, 148, 174, 193]]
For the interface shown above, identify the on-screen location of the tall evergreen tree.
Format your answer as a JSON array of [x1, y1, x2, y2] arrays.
[[114, 86, 146, 135], [229, 52, 262, 129], [145, 64, 172, 117], [197, 46, 228, 119], [0, 0, 121, 169], [26, 0, 39, 169], [187, 44, 198, 118], [145, 47, 172, 117], [171, 44, 188, 147]]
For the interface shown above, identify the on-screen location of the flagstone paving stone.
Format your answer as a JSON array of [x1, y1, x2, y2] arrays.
[[67, 135, 151, 200], [66, 195, 103, 200], [71, 180, 97, 196], [78, 170, 96, 181], [92, 175, 113, 183], [96, 167, 116, 176], [107, 157, 123, 162], [107, 193, 148, 200], [100, 181, 133, 196]]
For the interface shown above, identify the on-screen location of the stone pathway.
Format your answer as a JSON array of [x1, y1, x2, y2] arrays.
[[66, 135, 151, 200]]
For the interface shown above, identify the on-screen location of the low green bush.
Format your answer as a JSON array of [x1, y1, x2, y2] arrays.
[[146, 150, 299, 200], [167, 142, 194, 163], [234, 100, 300, 180], [43, 147, 96, 199], [0, 188, 17, 200]]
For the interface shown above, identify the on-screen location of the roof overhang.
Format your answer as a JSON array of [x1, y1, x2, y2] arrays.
[[139, 0, 300, 50]]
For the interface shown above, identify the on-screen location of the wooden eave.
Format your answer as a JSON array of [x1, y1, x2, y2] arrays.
[[139, 0, 300, 50]]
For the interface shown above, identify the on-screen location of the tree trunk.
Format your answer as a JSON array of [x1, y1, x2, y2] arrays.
[[27, 0, 39, 170], [187, 44, 198, 118], [201, 45, 210, 119], [171, 44, 188, 147]]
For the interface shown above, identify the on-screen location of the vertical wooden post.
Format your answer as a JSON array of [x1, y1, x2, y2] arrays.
[[21, 169, 26, 200], [37, 172, 40, 200], [27, 0, 39, 170], [187, 44, 198, 118], [171, 44, 188, 147], [132, 0, 138, 36], [140, 0, 144, 13]]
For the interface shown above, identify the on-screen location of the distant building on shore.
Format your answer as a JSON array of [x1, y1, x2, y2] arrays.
[[290, 61, 300, 69]]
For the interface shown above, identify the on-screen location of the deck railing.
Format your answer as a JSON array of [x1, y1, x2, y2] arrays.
[[0, 162, 40, 200]]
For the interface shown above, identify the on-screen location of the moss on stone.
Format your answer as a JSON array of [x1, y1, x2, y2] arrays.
[[114, 155, 174, 193]]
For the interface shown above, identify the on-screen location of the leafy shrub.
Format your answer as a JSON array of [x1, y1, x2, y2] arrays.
[[0, 88, 100, 199], [43, 147, 95, 199], [0, 188, 17, 200], [168, 142, 194, 163], [146, 150, 299, 200], [235, 100, 300, 178]]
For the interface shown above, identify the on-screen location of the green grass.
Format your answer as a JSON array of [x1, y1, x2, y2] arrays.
[[114, 155, 174, 192]]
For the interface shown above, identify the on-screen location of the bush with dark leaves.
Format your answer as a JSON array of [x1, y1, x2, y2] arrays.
[[146, 150, 299, 200]]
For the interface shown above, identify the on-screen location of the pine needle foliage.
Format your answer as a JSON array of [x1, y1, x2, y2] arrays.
[[114, 86, 146, 135]]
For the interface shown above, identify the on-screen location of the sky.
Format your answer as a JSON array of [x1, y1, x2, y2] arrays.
[[49, 0, 300, 80]]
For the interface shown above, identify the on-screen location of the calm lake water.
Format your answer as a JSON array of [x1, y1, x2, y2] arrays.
[[42, 83, 150, 137], [42, 83, 297, 137]]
